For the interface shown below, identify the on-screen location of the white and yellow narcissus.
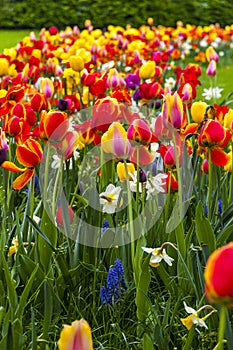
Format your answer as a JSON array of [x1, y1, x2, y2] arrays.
[[99, 184, 123, 214]]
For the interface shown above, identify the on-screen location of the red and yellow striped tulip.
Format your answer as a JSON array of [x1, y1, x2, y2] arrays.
[[40, 110, 69, 141]]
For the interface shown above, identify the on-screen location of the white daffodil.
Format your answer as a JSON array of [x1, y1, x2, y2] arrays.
[[142, 246, 174, 267], [202, 87, 223, 101], [99, 184, 122, 214], [129, 171, 144, 193], [51, 151, 80, 170], [180, 302, 216, 331], [164, 77, 176, 90], [145, 173, 168, 200]]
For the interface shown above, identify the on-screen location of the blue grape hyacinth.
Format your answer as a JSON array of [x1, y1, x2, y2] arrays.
[[100, 259, 127, 306]]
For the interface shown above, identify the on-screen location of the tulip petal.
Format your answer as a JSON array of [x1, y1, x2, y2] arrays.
[[210, 147, 231, 167], [1, 160, 25, 172], [12, 169, 35, 190]]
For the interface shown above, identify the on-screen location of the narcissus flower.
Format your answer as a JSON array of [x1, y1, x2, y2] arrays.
[[204, 242, 233, 306], [99, 184, 122, 214], [57, 319, 93, 350], [142, 243, 174, 267], [1, 139, 43, 190], [180, 302, 216, 330]]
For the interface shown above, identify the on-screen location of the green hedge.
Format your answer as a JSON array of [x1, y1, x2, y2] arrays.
[[0, 0, 233, 30]]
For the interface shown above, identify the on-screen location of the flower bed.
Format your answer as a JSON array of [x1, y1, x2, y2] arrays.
[[0, 20, 233, 349]]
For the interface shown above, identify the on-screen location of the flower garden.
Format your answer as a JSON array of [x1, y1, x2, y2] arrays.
[[0, 19, 233, 349]]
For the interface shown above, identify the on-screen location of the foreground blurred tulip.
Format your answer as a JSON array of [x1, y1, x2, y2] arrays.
[[204, 242, 233, 307], [57, 319, 93, 350], [101, 122, 131, 159], [40, 110, 69, 141], [1, 139, 43, 190]]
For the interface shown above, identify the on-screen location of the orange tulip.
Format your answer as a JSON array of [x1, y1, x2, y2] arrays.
[[1, 139, 43, 190]]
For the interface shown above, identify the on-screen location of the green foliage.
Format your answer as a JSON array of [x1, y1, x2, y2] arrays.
[[1, 0, 233, 29]]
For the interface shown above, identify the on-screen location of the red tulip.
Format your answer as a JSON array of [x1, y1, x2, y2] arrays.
[[204, 242, 233, 307]]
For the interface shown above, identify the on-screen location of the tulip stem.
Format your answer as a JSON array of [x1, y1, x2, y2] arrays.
[[124, 160, 135, 266], [208, 148, 212, 221], [228, 141, 233, 205], [216, 306, 226, 350], [136, 146, 140, 213]]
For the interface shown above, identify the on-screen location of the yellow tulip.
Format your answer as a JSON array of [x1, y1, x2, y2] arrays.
[[117, 162, 135, 181], [224, 109, 233, 130], [69, 55, 84, 72], [190, 101, 207, 123], [58, 319, 93, 350], [139, 60, 155, 80], [0, 58, 9, 76]]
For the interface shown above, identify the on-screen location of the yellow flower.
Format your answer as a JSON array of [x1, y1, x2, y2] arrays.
[[139, 60, 156, 80], [8, 238, 19, 257], [224, 151, 232, 172], [0, 58, 9, 76], [224, 109, 233, 130], [190, 101, 208, 123], [180, 302, 216, 331], [117, 162, 135, 181], [69, 55, 84, 72], [58, 319, 93, 350]]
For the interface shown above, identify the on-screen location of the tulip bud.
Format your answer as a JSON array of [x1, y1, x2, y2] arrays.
[[224, 109, 233, 130], [117, 162, 135, 181], [190, 101, 207, 123], [206, 60, 216, 76], [58, 319, 93, 350], [69, 55, 84, 72], [139, 60, 156, 80]]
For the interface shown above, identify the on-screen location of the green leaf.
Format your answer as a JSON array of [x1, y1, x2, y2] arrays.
[[15, 264, 39, 319], [143, 333, 154, 350], [195, 201, 216, 254], [0, 252, 17, 310], [217, 225, 233, 246]]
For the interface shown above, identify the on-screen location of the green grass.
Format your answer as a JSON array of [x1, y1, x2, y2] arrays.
[[0, 29, 39, 52]]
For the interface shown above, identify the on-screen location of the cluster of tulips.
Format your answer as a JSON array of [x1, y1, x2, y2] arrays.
[[0, 19, 233, 349]]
